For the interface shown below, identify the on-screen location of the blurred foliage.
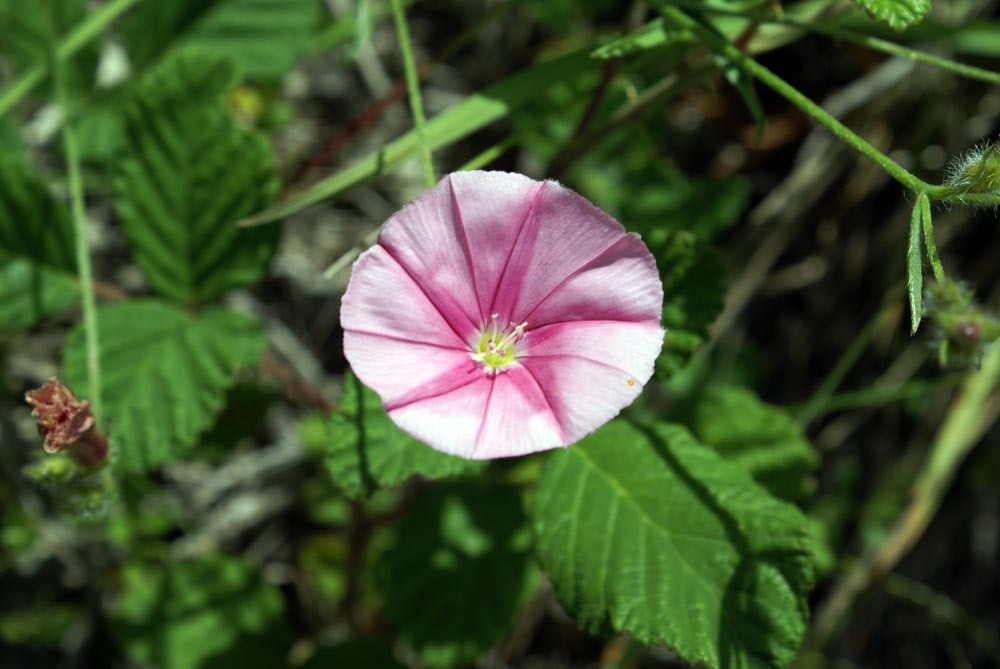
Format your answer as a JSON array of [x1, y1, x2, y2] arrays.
[[2, 0, 1000, 667]]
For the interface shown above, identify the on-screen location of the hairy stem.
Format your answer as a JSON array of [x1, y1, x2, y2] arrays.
[[52, 31, 101, 420]]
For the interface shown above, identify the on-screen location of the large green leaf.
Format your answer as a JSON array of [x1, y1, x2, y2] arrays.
[[111, 555, 290, 669], [377, 483, 537, 667], [654, 231, 728, 376], [115, 51, 280, 304], [124, 0, 319, 78], [320, 372, 484, 498], [855, 0, 930, 30], [681, 385, 820, 501], [0, 159, 78, 331], [62, 300, 267, 473], [533, 420, 813, 668]]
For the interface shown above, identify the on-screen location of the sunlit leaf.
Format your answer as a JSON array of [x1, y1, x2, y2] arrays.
[[62, 300, 267, 473], [533, 420, 813, 668], [855, 0, 930, 30]]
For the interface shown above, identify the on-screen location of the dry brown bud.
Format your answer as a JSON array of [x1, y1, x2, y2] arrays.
[[24, 378, 108, 467]]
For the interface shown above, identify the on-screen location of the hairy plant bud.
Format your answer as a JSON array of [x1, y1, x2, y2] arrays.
[[944, 140, 1000, 201], [922, 278, 1000, 368]]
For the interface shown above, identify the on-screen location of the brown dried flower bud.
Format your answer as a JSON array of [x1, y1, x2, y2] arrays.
[[24, 378, 108, 467]]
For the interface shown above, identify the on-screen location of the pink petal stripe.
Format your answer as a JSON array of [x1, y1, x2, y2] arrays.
[[520, 233, 663, 327], [446, 172, 546, 320], [490, 179, 628, 324], [378, 179, 486, 340], [341, 246, 467, 348], [518, 354, 648, 445], [521, 320, 664, 384], [387, 376, 493, 457], [344, 331, 480, 409], [470, 366, 564, 458]]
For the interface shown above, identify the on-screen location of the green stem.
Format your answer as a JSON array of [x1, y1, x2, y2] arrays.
[[0, 0, 140, 119], [52, 35, 101, 421], [389, 0, 435, 188]]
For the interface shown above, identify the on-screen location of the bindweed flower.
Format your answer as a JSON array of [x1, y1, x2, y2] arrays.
[[24, 378, 108, 467], [341, 171, 664, 459]]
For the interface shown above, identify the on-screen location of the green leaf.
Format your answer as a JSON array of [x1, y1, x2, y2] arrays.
[[654, 232, 727, 376], [855, 0, 930, 30], [377, 483, 538, 667], [590, 18, 693, 59], [124, 0, 320, 78], [681, 385, 819, 501], [111, 555, 290, 669], [321, 372, 484, 498], [241, 49, 596, 226], [0, 159, 78, 331], [115, 51, 280, 304], [907, 196, 924, 334], [533, 420, 813, 668], [62, 300, 267, 473]]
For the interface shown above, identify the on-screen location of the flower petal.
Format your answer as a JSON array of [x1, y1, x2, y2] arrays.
[[471, 368, 563, 458], [344, 331, 481, 410], [521, 320, 664, 384], [489, 179, 628, 324], [378, 173, 538, 340], [518, 320, 664, 442], [446, 171, 544, 318], [341, 245, 467, 348], [521, 232, 662, 327], [387, 376, 493, 457]]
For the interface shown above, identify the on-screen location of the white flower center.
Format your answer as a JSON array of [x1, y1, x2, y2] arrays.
[[471, 314, 527, 372]]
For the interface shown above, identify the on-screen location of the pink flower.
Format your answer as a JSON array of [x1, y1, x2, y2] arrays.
[[341, 171, 663, 459]]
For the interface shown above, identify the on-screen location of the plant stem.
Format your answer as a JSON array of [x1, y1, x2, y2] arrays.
[[52, 36, 101, 421], [389, 0, 435, 188], [0, 0, 139, 118]]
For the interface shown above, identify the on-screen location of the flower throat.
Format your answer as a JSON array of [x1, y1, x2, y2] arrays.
[[472, 314, 527, 372]]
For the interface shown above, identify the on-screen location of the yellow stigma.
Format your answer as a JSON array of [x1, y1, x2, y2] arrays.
[[472, 314, 527, 372]]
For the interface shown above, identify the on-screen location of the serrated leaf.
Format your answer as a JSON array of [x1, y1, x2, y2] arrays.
[[62, 300, 267, 473], [323, 372, 484, 498], [653, 231, 727, 376], [0, 159, 78, 331], [533, 420, 813, 668], [907, 196, 924, 334], [683, 385, 820, 501], [111, 555, 290, 669], [855, 0, 930, 30], [124, 0, 319, 79], [377, 483, 537, 667], [116, 51, 280, 304], [591, 17, 692, 59]]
